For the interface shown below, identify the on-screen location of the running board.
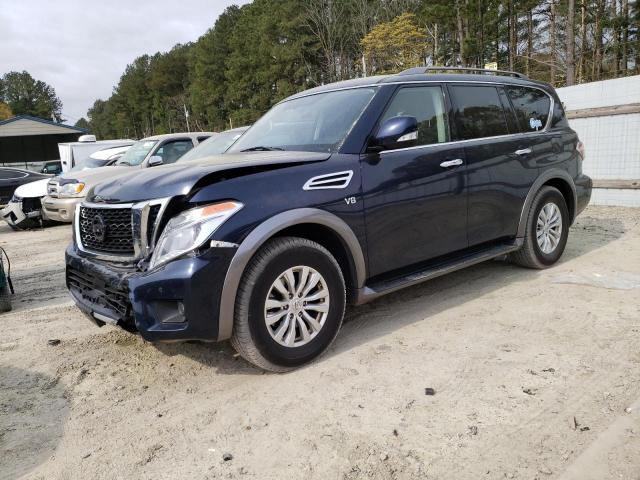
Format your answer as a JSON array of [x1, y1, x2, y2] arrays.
[[355, 240, 523, 304]]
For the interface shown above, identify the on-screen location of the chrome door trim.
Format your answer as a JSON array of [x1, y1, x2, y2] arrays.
[[379, 132, 529, 155]]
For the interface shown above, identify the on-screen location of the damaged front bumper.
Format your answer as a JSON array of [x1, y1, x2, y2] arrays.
[[65, 244, 235, 342], [1, 198, 45, 229]]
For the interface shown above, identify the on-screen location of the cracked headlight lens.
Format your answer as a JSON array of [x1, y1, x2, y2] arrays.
[[149, 201, 243, 269]]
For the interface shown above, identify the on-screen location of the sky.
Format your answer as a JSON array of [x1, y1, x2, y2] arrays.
[[0, 0, 250, 125]]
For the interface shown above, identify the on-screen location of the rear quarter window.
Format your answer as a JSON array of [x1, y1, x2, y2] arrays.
[[551, 100, 569, 128], [505, 86, 551, 132]]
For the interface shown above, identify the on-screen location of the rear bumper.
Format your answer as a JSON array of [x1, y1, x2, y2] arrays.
[[43, 196, 80, 222], [65, 244, 235, 342], [575, 174, 592, 217]]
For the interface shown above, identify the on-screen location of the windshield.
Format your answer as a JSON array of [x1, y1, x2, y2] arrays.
[[178, 130, 245, 162], [115, 140, 157, 166], [229, 88, 377, 153], [69, 157, 108, 172]]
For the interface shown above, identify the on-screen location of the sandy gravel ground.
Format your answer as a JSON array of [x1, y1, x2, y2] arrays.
[[1, 206, 639, 480]]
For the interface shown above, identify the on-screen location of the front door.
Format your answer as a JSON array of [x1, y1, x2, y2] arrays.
[[362, 84, 468, 278]]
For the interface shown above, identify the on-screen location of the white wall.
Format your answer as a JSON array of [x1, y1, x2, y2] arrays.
[[556, 75, 640, 207], [557, 75, 640, 110]]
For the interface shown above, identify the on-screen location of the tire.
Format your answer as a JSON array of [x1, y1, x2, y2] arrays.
[[510, 186, 570, 269], [0, 286, 11, 313], [230, 237, 346, 372]]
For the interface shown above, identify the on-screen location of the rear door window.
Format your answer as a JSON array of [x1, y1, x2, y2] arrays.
[[379, 85, 449, 147], [505, 86, 551, 132], [450, 85, 509, 140]]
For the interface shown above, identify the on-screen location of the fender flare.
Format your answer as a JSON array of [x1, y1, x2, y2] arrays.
[[217, 208, 367, 340], [516, 169, 577, 238]]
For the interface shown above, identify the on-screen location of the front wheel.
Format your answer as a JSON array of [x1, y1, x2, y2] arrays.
[[510, 186, 570, 269], [230, 237, 346, 372]]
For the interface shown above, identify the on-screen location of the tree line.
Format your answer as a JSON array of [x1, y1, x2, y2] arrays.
[[84, 0, 639, 139], [0, 71, 63, 122]]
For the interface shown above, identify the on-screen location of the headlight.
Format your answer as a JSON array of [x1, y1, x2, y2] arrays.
[[149, 201, 243, 269], [11, 194, 22, 203], [59, 182, 85, 197]]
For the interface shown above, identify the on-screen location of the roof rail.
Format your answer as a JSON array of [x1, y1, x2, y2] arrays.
[[398, 67, 527, 79]]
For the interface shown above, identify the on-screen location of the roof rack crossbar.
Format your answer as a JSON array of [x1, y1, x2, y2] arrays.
[[398, 67, 527, 79]]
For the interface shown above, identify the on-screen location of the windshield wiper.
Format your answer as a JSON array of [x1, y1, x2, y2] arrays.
[[116, 161, 131, 166], [240, 146, 284, 152]]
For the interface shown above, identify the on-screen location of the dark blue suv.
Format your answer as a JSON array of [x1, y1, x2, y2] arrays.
[[66, 68, 591, 371]]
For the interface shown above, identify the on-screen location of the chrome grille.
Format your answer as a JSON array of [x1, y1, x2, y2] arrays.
[[75, 198, 169, 261], [146, 204, 161, 245], [79, 206, 134, 255]]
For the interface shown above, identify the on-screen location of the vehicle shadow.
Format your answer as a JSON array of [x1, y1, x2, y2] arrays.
[[0, 367, 69, 479], [153, 340, 262, 375], [330, 213, 625, 357], [156, 212, 624, 373]]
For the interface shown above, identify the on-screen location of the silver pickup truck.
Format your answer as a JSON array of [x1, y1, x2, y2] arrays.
[[43, 132, 212, 222]]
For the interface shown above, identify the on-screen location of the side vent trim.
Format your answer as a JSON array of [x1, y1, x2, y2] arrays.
[[303, 170, 354, 190]]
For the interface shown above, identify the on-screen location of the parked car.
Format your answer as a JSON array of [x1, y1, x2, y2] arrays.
[[0, 167, 50, 205], [177, 126, 249, 162], [43, 133, 212, 223], [65, 68, 591, 371], [2, 145, 132, 229], [40, 161, 63, 175]]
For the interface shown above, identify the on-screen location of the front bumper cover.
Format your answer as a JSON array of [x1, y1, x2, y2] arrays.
[[66, 244, 236, 342], [1, 199, 45, 228], [1, 201, 26, 227], [43, 196, 81, 222]]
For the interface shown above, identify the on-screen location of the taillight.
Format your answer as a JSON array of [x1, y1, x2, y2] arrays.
[[576, 140, 585, 160]]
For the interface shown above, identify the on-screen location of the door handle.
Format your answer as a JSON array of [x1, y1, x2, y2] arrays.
[[515, 148, 532, 155], [440, 159, 464, 168]]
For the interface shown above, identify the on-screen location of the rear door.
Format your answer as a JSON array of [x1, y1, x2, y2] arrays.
[[362, 84, 468, 277], [449, 83, 544, 246]]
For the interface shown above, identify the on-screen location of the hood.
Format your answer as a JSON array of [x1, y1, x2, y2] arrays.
[[89, 151, 330, 203], [58, 165, 135, 187], [14, 178, 50, 199]]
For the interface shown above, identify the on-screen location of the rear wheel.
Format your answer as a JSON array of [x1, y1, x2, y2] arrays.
[[230, 237, 346, 372], [510, 186, 569, 269]]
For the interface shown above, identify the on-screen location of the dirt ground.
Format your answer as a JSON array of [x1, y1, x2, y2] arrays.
[[1, 205, 639, 480]]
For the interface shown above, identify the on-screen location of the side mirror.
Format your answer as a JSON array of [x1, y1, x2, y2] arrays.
[[372, 116, 418, 151], [148, 155, 163, 167]]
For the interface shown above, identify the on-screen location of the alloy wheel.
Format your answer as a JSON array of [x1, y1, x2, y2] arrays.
[[264, 265, 330, 347], [536, 202, 563, 254]]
